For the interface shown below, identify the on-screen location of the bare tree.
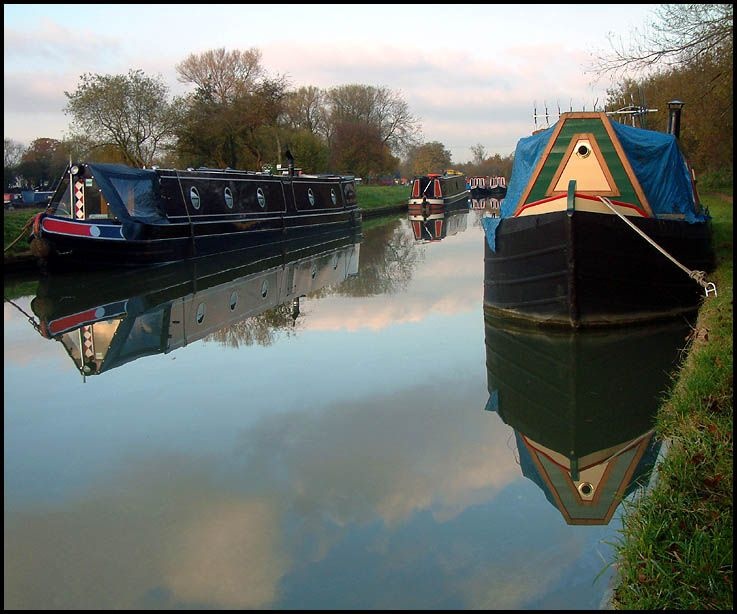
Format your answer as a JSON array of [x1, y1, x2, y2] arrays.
[[325, 84, 422, 156], [282, 86, 326, 134], [4, 138, 24, 168], [592, 4, 733, 77], [470, 143, 486, 166], [176, 47, 264, 103]]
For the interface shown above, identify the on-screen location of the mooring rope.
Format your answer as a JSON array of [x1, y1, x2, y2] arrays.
[[4, 217, 34, 253], [598, 196, 717, 297]]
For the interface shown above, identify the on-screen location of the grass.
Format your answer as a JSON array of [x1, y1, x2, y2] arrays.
[[4, 207, 43, 257], [355, 184, 409, 210], [610, 189, 733, 610]]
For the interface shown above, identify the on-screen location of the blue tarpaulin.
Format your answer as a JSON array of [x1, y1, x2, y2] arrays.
[[483, 118, 708, 252]]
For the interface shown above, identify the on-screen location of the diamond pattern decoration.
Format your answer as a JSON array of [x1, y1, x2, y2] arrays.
[[74, 180, 85, 219]]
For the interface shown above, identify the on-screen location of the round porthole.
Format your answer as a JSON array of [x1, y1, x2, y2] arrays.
[[257, 187, 266, 209], [330, 188, 337, 205], [576, 144, 590, 158], [195, 302, 206, 324], [261, 279, 269, 298], [190, 186, 201, 210], [308, 188, 315, 206], [577, 482, 594, 497], [229, 291, 238, 310], [224, 187, 234, 209]]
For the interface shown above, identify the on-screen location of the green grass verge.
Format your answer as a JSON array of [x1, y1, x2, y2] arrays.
[[610, 191, 733, 610], [356, 184, 409, 209]]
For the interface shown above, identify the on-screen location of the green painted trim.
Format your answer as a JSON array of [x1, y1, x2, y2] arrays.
[[525, 117, 641, 208]]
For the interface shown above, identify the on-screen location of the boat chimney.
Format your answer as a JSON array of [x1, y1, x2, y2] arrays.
[[667, 100, 684, 139], [285, 148, 295, 177]]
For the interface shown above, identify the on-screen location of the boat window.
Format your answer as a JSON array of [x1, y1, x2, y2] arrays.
[[108, 175, 158, 218], [224, 187, 234, 209], [261, 279, 269, 298], [330, 188, 337, 205], [257, 187, 266, 209], [308, 188, 315, 206], [49, 175, 73, 217], [190, 187, 201, 210], [576, 144, 590, 158], [195, 302, 206, 324], [229, 291, 238, 311]]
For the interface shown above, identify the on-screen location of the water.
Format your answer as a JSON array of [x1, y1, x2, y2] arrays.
[[4, 209, 691, 609]]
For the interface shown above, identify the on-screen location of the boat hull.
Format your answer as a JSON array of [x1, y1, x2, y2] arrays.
[[34, 208, 361, 270], [483, 210, 715, 328]]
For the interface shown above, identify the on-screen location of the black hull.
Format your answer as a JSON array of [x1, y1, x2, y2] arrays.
[[483, 210, 715, 328], [36, 209, 361, 271]]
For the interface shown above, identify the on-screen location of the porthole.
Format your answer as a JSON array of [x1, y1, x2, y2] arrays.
[[257, 187, 266, 209], [577, 482, 594, 497], [224, 187, 234, 209], [311, 264, 317, 279], [308, 188, 315, 207], [195, 302, 206, 324], [330, 188, 337, 205], [576, 144, 590, 159], [261, 279, 269, 298], [190, 186, 201, 210], [229, 291, 238, 310]]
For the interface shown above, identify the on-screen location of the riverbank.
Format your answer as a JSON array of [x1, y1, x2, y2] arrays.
[[609, 191, 733, 610]]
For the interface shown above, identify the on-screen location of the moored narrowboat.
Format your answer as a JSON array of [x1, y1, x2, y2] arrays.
[[407, 170, 469, 219], [482, 104, 716, 328], [28, 159, 361, 270]]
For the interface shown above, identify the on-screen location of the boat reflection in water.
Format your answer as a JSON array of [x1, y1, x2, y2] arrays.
[[470, 196, 501, 216], [483, 314, 692, 525], [30, 233, 360, 378], [408, 203, 470, 242]]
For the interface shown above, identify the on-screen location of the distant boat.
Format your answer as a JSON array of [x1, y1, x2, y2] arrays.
[[483, 314, 691, 525], [468, 175, 507, 200], [29, 232, 360, 378], [28, 157, 362, 270], [407, 170, 469, 218], [482, 104, 716, 328]]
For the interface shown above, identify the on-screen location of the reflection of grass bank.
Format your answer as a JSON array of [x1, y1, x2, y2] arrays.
[[611, 190, 733, 610]]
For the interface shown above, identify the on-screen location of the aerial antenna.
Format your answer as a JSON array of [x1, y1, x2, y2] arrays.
[[533, 101, 538, 131]]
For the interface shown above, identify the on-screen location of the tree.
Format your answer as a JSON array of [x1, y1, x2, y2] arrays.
[[175, 48, 290, 170], [176, 47, 265, 104], [470, 143, 486, 166], [17, 138, 69, 189], [329, 122, 398, 179], [324, 84, 422, 157], [64, 69, 183, 167], [282, 86, 326, 135], [594, 4, 733, 177], [593, 4, 733, 77], [4, 138, 25, 189], [406, 142, 452, 176]]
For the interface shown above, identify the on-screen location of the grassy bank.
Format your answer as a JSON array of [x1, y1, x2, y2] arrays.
[[610, 190, 733, 610], [355, 183, 408, 210]]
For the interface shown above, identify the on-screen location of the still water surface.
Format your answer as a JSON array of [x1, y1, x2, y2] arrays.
[[4, 208, 691, 609]]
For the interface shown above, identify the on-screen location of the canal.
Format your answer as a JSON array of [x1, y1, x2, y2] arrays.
[[4, 208, 691, 609]]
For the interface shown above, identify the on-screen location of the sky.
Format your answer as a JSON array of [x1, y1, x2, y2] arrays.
[[3, 3, 660, 164]]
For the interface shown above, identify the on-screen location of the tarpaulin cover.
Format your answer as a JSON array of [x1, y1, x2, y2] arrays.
[[482, 118, 708, 252], [87, 163, 169, 225]]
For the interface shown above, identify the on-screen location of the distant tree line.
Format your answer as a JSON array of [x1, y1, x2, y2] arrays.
[[4, 5, 732, 191]]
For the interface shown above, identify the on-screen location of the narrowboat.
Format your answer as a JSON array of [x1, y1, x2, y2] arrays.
[[484, 314, 692, 525], [468, 175, 507, 200], [482, 103, 716, 328], [28, 157, 361, 270], [407, 170, 469, 219], [28, 231, 361, 378], [409, 203, 469, 242]]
